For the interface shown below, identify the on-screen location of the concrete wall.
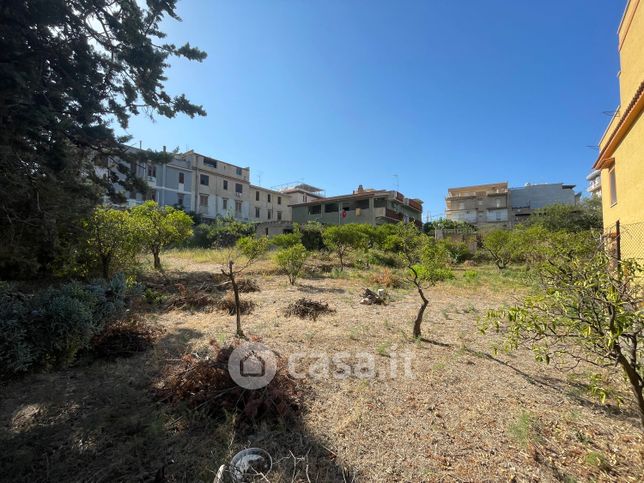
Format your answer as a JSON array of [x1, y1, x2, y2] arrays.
[[509, 184, 577, 210], [251, 186, 289, 223]]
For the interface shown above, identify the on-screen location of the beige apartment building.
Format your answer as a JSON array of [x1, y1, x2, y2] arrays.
[[445, 182, 510, 229]]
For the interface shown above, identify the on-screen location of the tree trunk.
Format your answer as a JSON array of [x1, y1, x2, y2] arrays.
[[153, 249, 161, 270], [339, 250, 344, 271], [229, 261, 244, 338], [101, 254, 111, 280], [617, 353, 644, 429], [413, 284, 429, 339]]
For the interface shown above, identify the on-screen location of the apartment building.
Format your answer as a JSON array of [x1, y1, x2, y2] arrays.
[[182, 151, 251, 221], [251, 185, 286, 223], [510, 183, 580, 224], [586, 170, 602, 198], [291, 185, 423, 227], [593, 0, 644, 259], [445, 182, 510, 229]]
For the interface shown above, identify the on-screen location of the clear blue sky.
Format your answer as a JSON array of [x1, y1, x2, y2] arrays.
[[123, 0, 625, 220]]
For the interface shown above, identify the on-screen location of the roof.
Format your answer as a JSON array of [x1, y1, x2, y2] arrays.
[[594, 80, 644, 169], [448, 182, 508, 191], [290, 189, 423, 212], [250, 184, 283, 195]]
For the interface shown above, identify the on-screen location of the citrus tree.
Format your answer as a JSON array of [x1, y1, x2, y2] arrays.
[[274, 243, 309, 285], [130, 201, 193, 270], [222, 236, 269, 337], [484, 232, 644, 429], [482, 229, 516, 269], [323, 224, 368, 270], [84, 207, 139, 279], [385, 223, 452, 338]]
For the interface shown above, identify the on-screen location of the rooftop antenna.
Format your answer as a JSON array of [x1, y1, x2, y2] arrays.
[[139, 140, 142, 149], [256, 170, 264, 186], [586, 145, 600, 151], [393, 174, 399, 192]]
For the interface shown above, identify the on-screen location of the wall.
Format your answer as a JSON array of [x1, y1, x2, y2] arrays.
[[618, 0, 644, 107], [251, 186, 289, 223], [509, 184, 577, 210]]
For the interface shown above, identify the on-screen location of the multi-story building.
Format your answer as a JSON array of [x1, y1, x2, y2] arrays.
[[593, 0, 644, 259], [291, 185, 423, 227], [510, 183, 580, 224], [445, 182, 510, 230], [182, 150, 251, 221], [586, 170, 602, 198], [251, 185, 286, 223]]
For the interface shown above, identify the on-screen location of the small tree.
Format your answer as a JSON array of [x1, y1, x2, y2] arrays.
[[482, 229, 515, 269], [385, 223, 452, 338], [84, 208, 139, 279], [221, 236, 268, 338], [484, 232, 644, 429], [271, 232, 302, 249], [323, 224, 368, 270], [275, 243, 309, 285], [130, 201, 193, 270]]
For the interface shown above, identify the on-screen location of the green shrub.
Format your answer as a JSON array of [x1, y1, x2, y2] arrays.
[[186, 217, 255, 248], [298, 222, 326, 251], [274, 243, 309, 285], [440, 240, 474, 264], [462, 270, 479, 282], [0, 275, 129, 378]]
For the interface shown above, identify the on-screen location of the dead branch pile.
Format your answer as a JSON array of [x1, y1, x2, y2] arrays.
[[216, 278, 261, 293], [165, 283, 219, 311], [157, 340, 301, 423], [217, 293, 256, 315], [92, 318, 163, 359], [284, 298, 335, 321], [360, 288, 387, 305]]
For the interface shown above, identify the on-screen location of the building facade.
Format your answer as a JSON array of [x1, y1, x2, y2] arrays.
[[291, 185, 423, 227], [593, 0, 644, 259], [509, 183, 580, 224], [445, 182, 580, 229], [445, 182, 510, 230], [586, 170, 602, 198]]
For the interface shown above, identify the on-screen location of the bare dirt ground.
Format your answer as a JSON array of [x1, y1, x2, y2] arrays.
[[1, 253, 642, 482]]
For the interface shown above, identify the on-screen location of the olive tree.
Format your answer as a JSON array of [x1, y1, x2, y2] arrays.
[[484, 232, 644, 429], [130, 201, 193, 270], [222, 236, 269, 338], [385, 223, 452, 339]]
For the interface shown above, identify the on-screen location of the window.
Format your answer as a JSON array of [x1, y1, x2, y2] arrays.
[[177, 193, 184, 207], [235, 200, 242, 215], [267, 209, 272, 220], [255, 207, 260, 218], [204, 158, 217, 169], [222, 198, 228, 210], [235, 183, 243, 194], [325, 202, 339, 213], [147, 165, 156, 177], [236, 167, 242, 176], [146, 190, 157, 201], [200, 174, 209, 186], [303, 194, 308, 202], [309, 205, 321, 215], [374, 198, 386, 208], [496, 198, 501, 208], [495, 210, 502, 221], [277, 211, 282, 221], [356, 199, 369, 209], [267, 194, 271, 203], [609, 166, 617, 206], [223, 179, 228, 190], [179, 172, 185, 184], [459, 202, 465, 210], [256, 191, 260, 201], [199, 194, 208, 207], [277, 196, 282, 205]]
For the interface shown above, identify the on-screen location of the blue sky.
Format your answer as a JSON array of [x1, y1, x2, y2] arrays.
[[123, 0, 624, 220]]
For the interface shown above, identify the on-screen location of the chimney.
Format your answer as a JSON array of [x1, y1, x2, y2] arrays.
[[357, 184, 364, 193]]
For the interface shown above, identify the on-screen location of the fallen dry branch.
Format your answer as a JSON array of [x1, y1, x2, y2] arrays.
[[165, 283, 219, 311], [284, 298, 335, 321], [216, 278, 261, 293]]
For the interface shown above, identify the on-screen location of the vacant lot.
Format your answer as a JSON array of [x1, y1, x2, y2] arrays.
[[1, 251, 642, 482]]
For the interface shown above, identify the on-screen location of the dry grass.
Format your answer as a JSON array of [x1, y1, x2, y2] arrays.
[[0, 251, 642, 482]]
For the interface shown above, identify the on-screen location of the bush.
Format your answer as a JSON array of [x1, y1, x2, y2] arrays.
[[369, 268, 405, 288], [297, 222, 326, 251], [185, 217, 255, 248], [440, 240, 474, 264], [0, 275, 129, 378]]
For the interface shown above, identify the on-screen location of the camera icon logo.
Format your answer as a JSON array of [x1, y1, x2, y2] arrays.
[[229, 342, 277, 389]]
